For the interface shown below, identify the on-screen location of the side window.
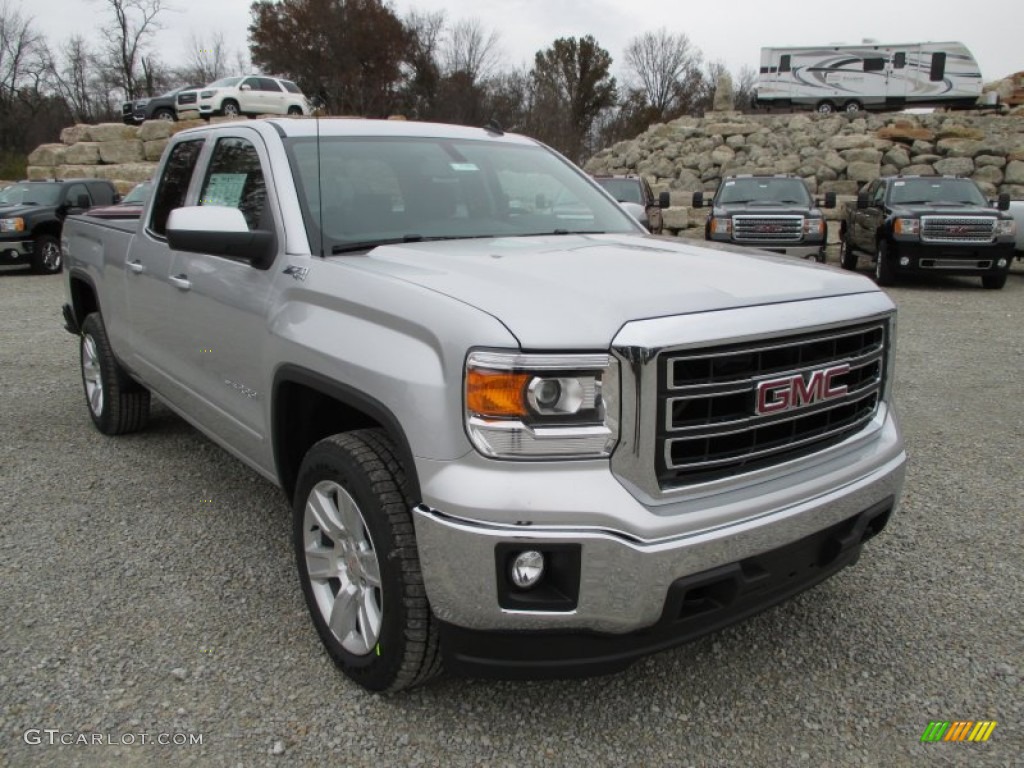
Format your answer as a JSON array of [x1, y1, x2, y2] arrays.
[[86, 182, 115, 206], [64, 183, 91, 208], [894, 52, 906, 69], [259, 78, 282, 92], [863, 58, 885, 73], [779, 55, 791, 73], [872, 183, 886, 206], [242, 77, 260, 91], [199, 137, 269, 231], [149, 139, 204, 236], [930, 52, 946, 81]]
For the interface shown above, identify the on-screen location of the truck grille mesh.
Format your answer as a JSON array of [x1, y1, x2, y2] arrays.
[[655, 322, 886, 487], [920, 216, 996, 243], [732, 215, 803, 243]]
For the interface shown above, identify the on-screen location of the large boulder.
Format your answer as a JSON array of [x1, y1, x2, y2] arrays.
[[1003, 160, 1024, 185], [974, 154, 1006, 169], [876, 124, 936, 144], [841, 148, 882, 164], [972, 166, 1004, 185], [884, 147, 911, 168], [92, 162, 158, 183], [935, 125, 984, 141], [661, 207, 692, 230], [712, 73, 734, 111], [26, 166, 53, 180], [89, 123, 140, 142], [846, 161, 881, 182], [64, 142, 101, 165], [702, 122, 760, 137], [824, 135, 875, 151], [138, 120, 173, 141], [934, 157, 974, 176], [820, 180, 860, 195], [143, 139, 168, 162], [60, 124, 92, 145], [936, 139, 982, 158], [99, 140, 145, 164], [27, 144, 67, 166], [902, 164, 937, 176]]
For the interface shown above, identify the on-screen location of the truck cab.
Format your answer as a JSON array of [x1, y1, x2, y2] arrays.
[[693, 174, 834, 262]]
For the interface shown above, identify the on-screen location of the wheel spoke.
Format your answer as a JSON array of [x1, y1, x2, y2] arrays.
[[306, 486, 344, 541], [328, 583, 360, 647], [305, 546, 338, 581], [89, 385, 103, 413], [357, 549, 381, 587], [335, 490, 364, 544], [357, 589, 382, 649]]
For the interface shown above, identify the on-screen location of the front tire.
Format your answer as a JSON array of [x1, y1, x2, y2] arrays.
[[80, 313, 150, 435], [32, 234, 63, 274], [153, 107, 175, 121], [982, 273, 1007, 290], [816, 101, 835, 115], [287, 106, 303, 115], [839, 232, 858, 270], [221, 99, 240, 118], [874, 240, 896, 286], [843, 100, 863, 114], [293, 429, 441, 692]]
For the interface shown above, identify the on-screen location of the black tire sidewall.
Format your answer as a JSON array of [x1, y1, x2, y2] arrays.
[[292, 435, 412, 691], [80, 314, 118, 433]]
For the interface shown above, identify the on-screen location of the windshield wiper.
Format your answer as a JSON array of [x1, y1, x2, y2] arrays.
[[330, 234, 501, 254]]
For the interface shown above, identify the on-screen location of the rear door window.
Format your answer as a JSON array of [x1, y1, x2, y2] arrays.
[[258, 78, 282, 92]]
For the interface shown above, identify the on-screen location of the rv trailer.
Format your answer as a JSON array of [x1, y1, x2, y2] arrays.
[[751, 41, 984, 114]]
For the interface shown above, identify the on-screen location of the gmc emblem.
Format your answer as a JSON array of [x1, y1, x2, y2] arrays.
[[755, 364, 850, 416]]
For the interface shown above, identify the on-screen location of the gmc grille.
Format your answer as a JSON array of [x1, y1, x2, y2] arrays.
[[920, 216, 996, 244], [177, 92, 197, 105], [656, 322, 886, 487], [732, 215, 803, 243]]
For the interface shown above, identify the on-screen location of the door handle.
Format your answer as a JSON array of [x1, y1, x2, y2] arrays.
[[169, 274, 192, 291], [127, 259, 145, 273]]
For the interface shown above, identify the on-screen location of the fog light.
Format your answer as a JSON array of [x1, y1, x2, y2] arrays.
[[997, 258, 1007, 268], [899, 256, 910, 267], [510, 551, 544, 589]]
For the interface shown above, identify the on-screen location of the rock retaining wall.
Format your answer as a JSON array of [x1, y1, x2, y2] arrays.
[[585, 111, 1024, 235]]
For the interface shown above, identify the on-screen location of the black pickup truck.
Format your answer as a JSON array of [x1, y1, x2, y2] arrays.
[[693, 174, 835, 262], [0, 179, 118, 274], [838, 175, 1016, 289]]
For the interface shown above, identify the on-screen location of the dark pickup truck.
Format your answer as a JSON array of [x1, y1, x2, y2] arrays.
[[0, 179, 119, 273], [839, 175, 1016, 289], [693, 174, 835, 262]]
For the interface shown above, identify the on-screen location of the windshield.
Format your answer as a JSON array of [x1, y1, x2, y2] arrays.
[[122, 181, 152, 204], [716, 177, 812, 206], [284, 136, 640, 253], [889, 178, 988, 206], [208, 77, 242, 88], [594, 178, 644, 204], [0, 182, 62, 206]]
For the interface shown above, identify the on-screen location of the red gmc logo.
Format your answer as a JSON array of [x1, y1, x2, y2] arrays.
[[755, 364, 850, 416]]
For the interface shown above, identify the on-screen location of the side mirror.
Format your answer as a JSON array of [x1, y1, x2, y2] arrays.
[[618, 201, 649, 230], [822, 192, 836, 209], [856, 192, 869, 210], [692, 191, 705, 208], [240, 83, 252, 91], [166, 206, 276, 269], [996, 192, 1010, 211], [658, 191, 671, 209]]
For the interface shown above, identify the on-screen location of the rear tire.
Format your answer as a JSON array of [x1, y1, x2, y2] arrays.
[[874, 240, 896, 286], [287, 106, 303, 115], [153, 108, 175, 121], [982, 273, 1007, 290], [32, 234, 63, 274], [816, 101, 835, 115], [80, 313, 150, 435], [843, 100, 863, 114], [293, 429, 442, 692]]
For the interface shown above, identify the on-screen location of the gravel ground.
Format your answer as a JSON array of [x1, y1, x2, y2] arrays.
[[1, 259, 1022, 768]]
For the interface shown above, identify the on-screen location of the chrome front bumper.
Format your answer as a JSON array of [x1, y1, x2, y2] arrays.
[[413, 414, 905, 634]]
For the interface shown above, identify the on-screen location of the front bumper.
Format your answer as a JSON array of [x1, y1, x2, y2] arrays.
[[0, 238, 33, 262], [710, 236, 826, 259], [889, 240, 1014, 276], [437, 498, 893, 678], [413, 406, 905, 640]]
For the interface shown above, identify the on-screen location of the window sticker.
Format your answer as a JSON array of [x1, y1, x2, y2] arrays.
[[202, 174, 247, 207], [449, 163, 479, 172], [894, 181, 906, 186], [724, 180, 735, 186]]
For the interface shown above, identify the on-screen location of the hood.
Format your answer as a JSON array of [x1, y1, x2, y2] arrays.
[[716, 202, 817, 215], [889, 203, 1002, 218], [0, 204, 47, 217], [341, 233, 879, 348]]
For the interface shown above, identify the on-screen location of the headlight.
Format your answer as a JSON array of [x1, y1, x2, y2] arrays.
[[996, 219, 1016, 237], [0, 217, 25, 233], [464, 351, 619, 459], [709, 217, 732, 235], [200, 90, 215, 98], [803, 218, 825, 235], [893, 218, 920, 236]]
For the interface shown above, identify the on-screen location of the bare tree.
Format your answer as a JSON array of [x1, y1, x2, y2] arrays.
[[401, 9, 445, 118], [179, 30, 229, 85], [734, 64, 757, 111], [48, 35, 101, 122], [0, 0, 53, 161], [442, 18, 500, 82], [94, 0, 165, 99], [623, 28, 702, 117]]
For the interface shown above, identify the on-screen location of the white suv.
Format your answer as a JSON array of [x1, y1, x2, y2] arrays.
[[177, 76, 310, 118]]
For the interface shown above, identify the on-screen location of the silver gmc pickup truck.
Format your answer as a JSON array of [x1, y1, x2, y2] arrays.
[[62, 118, 906, 692]]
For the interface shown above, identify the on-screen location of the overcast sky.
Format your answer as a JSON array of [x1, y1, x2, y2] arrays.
[[21, 0, 1024, 84]]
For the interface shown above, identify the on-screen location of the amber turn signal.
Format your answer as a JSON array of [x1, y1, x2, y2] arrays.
[[466, 369, 530, 417]]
